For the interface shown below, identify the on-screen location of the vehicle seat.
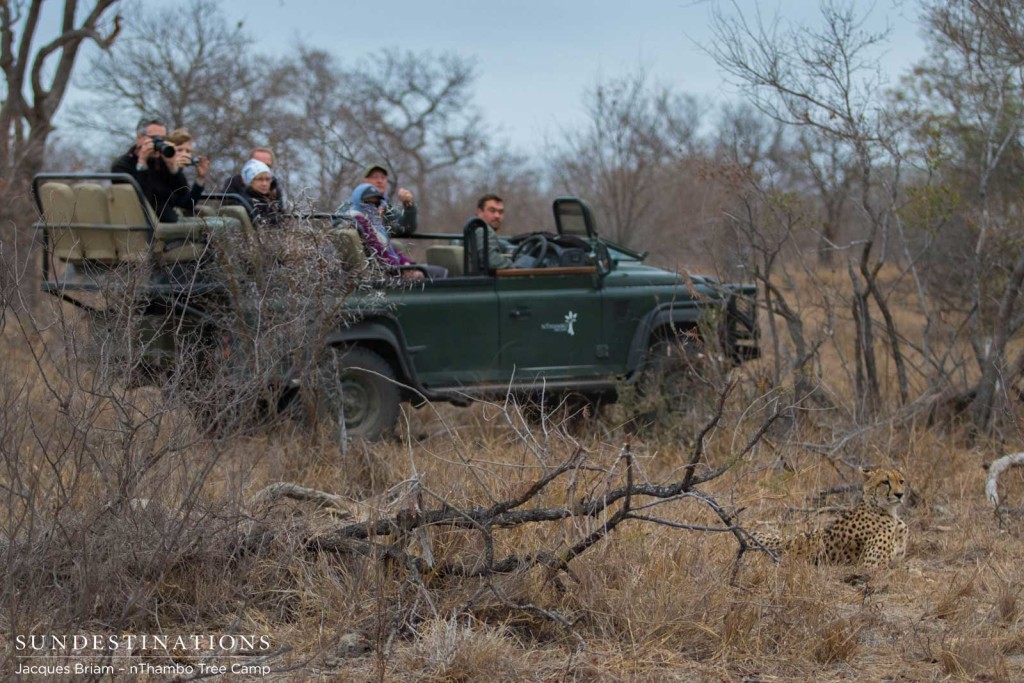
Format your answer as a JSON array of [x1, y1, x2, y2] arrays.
[[217, 205, 254, 239], [331, 227, 368, 276], [37, 182, 81, 262], [72, 183, 117, 262], [107, 183, 156, 261], [426, 245, 464, 277]]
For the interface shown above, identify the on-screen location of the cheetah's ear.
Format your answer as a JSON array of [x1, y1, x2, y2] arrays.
[[861, 466, 876, 476]]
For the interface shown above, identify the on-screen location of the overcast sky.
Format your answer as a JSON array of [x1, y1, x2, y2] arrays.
[[37, 0, 926, 155], [196, 0, 925, 153]]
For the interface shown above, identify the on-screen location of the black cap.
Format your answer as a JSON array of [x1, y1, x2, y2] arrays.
[[360, 185, 385, 203]]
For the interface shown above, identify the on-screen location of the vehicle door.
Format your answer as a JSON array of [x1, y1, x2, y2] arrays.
[[496, 270, 605, 380], [390, 275, 502, 388], [497, 198, 609, 380]]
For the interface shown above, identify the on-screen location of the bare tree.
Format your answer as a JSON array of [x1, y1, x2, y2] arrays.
[[70, 0, 268, 175], [332, 49, 489, 220], [65, 7, 490, 219], [550, 71, 705, 249], [912, 0, 1024, 431], [708, 0, 912, 420], [0, 0, 121, 230], [426, 148, 549, 233]]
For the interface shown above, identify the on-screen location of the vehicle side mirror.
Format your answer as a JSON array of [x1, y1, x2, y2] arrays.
[[594, 241, 613, 277]]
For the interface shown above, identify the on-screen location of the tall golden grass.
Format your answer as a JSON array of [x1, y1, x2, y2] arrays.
[[2, 264, 1024, 683]]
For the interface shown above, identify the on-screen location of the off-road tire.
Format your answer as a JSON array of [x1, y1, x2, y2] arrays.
[[306, 346, 401, 442]]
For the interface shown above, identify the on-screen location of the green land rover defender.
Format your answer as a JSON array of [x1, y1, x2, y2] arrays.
[[34, 173, 758, 440]]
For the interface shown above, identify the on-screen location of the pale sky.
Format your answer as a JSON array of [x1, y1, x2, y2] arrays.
[[202, 0, 926, 154], [32, 0, 926, 155]]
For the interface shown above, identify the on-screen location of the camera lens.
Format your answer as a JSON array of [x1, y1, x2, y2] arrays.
[[151, 135, 176, 158]]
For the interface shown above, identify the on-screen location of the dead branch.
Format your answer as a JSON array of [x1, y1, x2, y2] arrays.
[[985, 451, 1024, 508], [297, 432, 778, 583], [249, 482, 351, 514]]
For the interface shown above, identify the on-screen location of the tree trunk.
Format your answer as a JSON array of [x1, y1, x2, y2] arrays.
[[970, 250, 1024, 432]]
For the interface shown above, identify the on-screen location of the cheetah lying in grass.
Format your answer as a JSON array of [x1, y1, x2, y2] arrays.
[[751, 467, 908, 569]]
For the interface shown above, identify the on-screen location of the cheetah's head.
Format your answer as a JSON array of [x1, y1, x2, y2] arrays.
[[861, 466, 907, 516]]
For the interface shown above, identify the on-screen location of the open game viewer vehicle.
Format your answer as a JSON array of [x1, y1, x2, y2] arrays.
[[34, 173, 759, 441]]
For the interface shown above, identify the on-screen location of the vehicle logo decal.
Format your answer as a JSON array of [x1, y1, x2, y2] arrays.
[[540, 311, 578, 336]]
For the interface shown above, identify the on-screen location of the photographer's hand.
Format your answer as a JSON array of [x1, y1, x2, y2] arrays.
[[136, 137, 155, 164], [174, 147, 192, 168], [397, 188, 414, 207]]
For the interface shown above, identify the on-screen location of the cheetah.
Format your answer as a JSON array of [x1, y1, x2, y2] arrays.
[[750, 466, 908, 569]]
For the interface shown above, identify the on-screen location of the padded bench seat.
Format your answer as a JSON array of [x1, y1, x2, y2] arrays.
[[37, 179, 241, 266]]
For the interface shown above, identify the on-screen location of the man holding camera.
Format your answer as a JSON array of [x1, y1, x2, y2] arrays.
[[111, 117, 191, 223]]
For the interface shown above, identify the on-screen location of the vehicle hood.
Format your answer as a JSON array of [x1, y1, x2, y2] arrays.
[[603, 260, 738, 297]]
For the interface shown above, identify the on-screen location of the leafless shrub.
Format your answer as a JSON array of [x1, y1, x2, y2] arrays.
[[399, 617, 518, 682]]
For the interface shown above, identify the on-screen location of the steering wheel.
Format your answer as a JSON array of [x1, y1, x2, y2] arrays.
[[510, 234, 552, 268]]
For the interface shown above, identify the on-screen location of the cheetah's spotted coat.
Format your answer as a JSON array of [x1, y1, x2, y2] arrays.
[[752, 467, 908, 569]]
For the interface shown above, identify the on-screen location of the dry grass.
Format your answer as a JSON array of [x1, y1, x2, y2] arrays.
[[3, 281, 1024, 682]]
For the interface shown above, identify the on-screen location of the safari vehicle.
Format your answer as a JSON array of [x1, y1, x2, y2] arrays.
[[33, 173, 759, 441]]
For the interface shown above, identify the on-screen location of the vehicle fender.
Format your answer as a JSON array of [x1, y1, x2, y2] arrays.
[[625, 302, 707, 376], [322, 317, 433, 401]]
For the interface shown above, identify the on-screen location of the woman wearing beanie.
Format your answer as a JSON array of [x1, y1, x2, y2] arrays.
[[238, 158, 283, 227]]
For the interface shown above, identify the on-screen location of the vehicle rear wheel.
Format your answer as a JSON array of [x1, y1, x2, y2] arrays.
[[305, 346, 401, 442]]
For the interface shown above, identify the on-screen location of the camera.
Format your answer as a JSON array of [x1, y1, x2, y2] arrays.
[[190, 155, 202, 166], [150, 135, 176, 158]]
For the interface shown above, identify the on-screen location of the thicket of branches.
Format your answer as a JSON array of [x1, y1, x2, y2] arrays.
[[8, 1, 1024, 677]]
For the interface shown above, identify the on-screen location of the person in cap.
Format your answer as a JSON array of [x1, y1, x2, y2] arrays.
[[352, 162, 418, 237], [348, 182, 444, 280]]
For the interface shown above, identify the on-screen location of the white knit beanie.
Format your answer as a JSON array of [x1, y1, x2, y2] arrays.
[[241, 159, 272, 186]]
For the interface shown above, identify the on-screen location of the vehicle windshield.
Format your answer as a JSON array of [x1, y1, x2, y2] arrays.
[[606, 242, 644, 262]]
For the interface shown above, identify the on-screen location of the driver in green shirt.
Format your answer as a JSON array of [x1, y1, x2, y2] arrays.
[[475, 193, 514, 270]]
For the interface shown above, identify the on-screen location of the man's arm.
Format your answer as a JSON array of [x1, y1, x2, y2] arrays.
[[488, 232, 514, 269], [384, 203, 417, 237], [396, 203, 417, 235], [475, 225, 514, 270]]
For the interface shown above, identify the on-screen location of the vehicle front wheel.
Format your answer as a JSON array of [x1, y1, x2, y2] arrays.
[[304, 346, 401, 442]]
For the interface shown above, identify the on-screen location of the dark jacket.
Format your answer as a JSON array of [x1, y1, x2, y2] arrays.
[[243, 186, 284, 227], [383, 200, 417, 236], [111, 146, 192, 223]]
